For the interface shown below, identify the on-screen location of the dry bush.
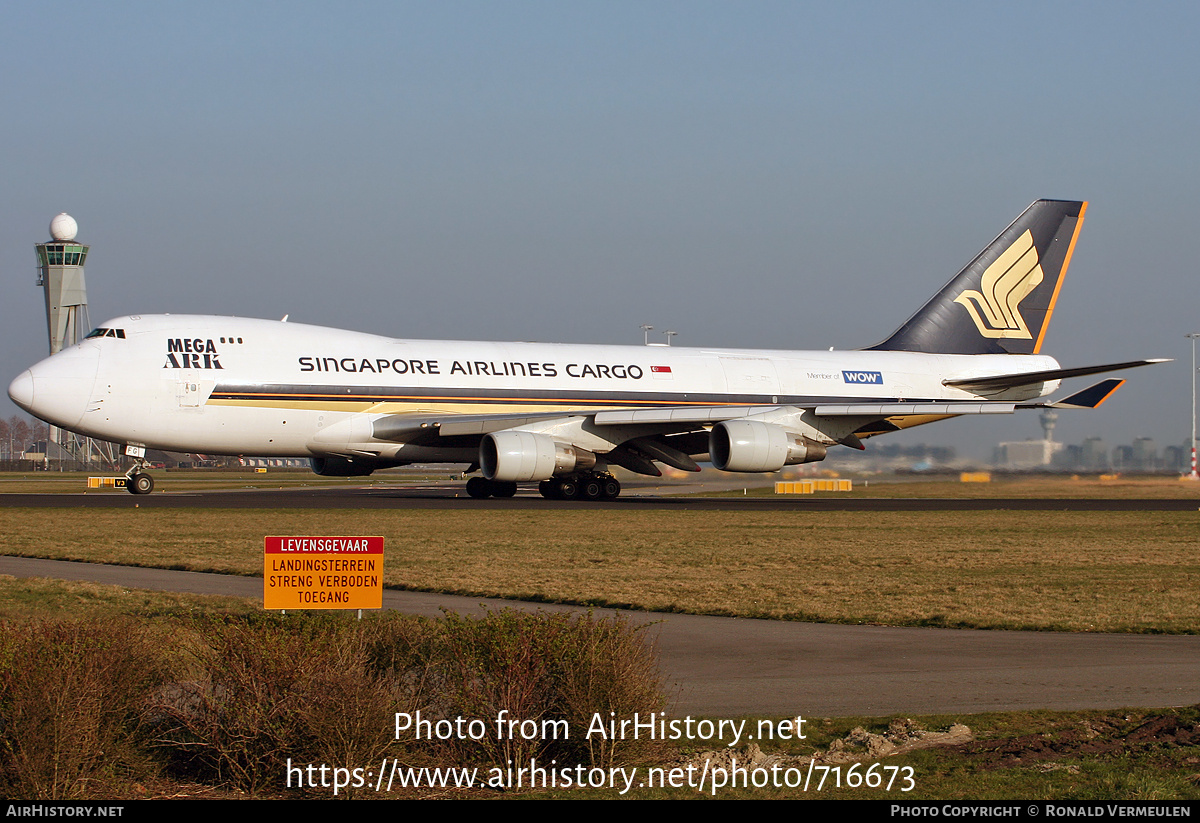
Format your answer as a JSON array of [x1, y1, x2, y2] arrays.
[[157, 614, 406, 796], [406, 609, 667, 768], [0, 609, 668, 797], [0, 619, 165, 799], [553, 612, 668, 767]]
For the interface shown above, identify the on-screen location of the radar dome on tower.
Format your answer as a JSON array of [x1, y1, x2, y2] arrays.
[[49, 213, 78, 242]]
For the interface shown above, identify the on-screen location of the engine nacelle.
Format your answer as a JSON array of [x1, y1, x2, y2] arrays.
[[310, 456, 380, 477], [481, 431, 596, 481], [709, 420, 827, 472]]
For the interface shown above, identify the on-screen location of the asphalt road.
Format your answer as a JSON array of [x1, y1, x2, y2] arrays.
[[2, 554, 1198, 718], [2, 485, 1196, 510]]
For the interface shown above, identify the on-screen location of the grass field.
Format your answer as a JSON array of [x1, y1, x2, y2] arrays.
[[2, 494, 1197, 632]]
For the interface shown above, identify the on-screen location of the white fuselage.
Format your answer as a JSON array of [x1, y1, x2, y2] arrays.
[[10, 314, 1060, 459]]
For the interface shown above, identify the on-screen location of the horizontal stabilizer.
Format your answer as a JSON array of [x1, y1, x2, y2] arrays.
[[1018, 379, 1125, 410], [944, 359, 1168, 394]]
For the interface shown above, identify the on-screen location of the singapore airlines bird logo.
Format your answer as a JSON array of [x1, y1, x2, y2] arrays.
[[954, 230, 1043, 339]]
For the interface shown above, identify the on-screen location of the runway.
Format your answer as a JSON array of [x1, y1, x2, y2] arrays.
[[2, 485, 1196, 510], [3, 554, 1198, 718]]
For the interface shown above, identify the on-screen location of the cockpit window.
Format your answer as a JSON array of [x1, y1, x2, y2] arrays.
[[85, 328, 125, 339]]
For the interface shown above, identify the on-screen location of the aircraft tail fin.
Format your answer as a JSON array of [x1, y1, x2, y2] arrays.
[[869, 199, 1087, 355]]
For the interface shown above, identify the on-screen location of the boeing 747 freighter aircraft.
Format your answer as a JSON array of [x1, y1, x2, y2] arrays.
[[8, 200, 1164, 499]]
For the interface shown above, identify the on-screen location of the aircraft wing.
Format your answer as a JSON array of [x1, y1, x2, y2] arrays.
[[371, 410, 592, 441], [943, 359, 1167, 394], [368, 401, 1017, 461], [371, 405, 796, 442], [372, 387, 1124, 446], [364, 376, 1138, 476], [811, 403, 1015, 417]]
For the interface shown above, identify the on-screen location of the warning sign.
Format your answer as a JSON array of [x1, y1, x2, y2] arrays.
[[263, 535, 384, 610]]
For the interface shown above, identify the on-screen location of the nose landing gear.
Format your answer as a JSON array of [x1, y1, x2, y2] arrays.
[[124, 458, 155, 495], [128, 472, 155, 495]]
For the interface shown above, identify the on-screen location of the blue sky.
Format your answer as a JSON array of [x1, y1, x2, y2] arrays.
[[3, 2, 1197, 458]]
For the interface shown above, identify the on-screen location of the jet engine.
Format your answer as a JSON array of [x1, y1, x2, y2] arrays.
[[480, 431, 596, 481], [708, 419, 827, 472]]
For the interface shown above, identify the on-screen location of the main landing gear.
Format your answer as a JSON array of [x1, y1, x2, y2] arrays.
[[464, 473, 621, 501], [465, 477, 517, 499], [539, 473, 620, 501]]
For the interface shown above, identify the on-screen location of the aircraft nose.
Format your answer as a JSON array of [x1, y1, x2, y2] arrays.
[[8, 347, 99, 430], [8, 370, 35, 413]]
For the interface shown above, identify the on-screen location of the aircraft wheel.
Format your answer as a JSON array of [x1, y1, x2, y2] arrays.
[[130, 473, 154, 495], [601, 478, 621, 499], [580, 478, 603, 501], [538, 480, 559, 499], [466, 477, 493, 499], [556, 478, 579, 500], [491, 481, 518, 498]]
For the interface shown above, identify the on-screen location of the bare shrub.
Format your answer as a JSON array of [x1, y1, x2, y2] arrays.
[[0, 619, 165, 799], [406, 609, 667, 768], [0, 606, 665, 798], [157, 614, 403, 796], [553, 612, 668, 767]]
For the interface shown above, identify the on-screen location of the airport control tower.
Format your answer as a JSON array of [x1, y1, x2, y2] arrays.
[[33, 213, 112, 467], [37, 213, 90, 355]]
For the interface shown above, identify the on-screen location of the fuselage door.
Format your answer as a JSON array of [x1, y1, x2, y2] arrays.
[[176, 372, 214, 408]]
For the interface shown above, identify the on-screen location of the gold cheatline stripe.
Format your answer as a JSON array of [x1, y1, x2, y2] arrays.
[[209, 391, 754, 407], [1034, 201, 1087, 354]]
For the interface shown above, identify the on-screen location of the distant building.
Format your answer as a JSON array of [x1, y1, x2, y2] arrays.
[[994, 439, 1063, 469], [1130, 437, 1158, 471], [1164, 443, 1188, 472], [21, 440, 79, 466], [1080, 437, 1109, 471]]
